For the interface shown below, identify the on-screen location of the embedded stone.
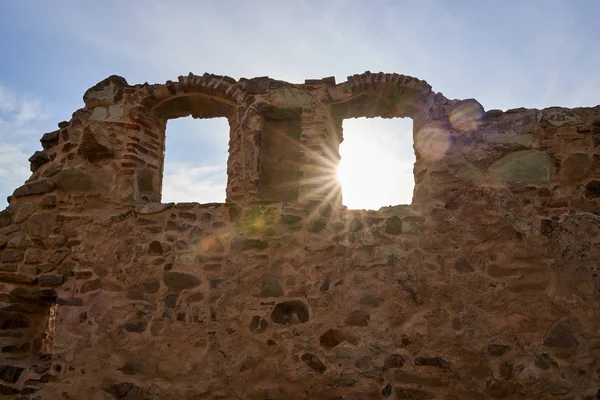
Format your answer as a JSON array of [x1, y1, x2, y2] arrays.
[[384, 354, 406, 369], [359, 293, 384, 308], [381, 383, 392, 397], [249, 316, 268, 333], [414, 356, 451, 369], [142, 279, 160, 293], [0, 211, 11, 228], [40, 194, 57, 208], [54, 168, 94, 192], [147, 241, 163, 255], [0, 312, 30, 330], [345, 310, 370, 327], [300, 353, 326, 373], [454, 258, 474, 273], [534, 353, 555, 370], [120, 321, 148, 333], [384, 216, 402, 235], [77, 124, 115, 162], [308, 219, 327, 233], [485, 380, 509, 398], [245, 77, 270, 94], [83, 75, 128, 106], [395, 387, 436, 399], [349, 218, 364, 232], [543, 320, 579, 348], [48, 248, 70, 265], [585, 181, 600, 198], [28, 151, 49, 172], [57, 261, 75, 276], [13, 179, 56, 197], [499, 361, 513, 379], [230, 238, 268, 251], [0, 272, 36, 285], [25, 213, 55, 238], [0, 365, 24, 383], [259, 274, 283, 297], [319, 329, 358, 348], [487, 344, 509, 356], [489, 150, 551, 183], [40, 130, 59, 150], [10, 287, 57, 302], [1, 250, 23, 263], [270, 300, 309, 325], [38, 274, 64, 287], [163, 272, 201, 290], [562, 153, 592, 181], [56, 297, 84, 306]]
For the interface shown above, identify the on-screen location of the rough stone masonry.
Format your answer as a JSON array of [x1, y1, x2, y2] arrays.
[[0, 71, 600, 399]]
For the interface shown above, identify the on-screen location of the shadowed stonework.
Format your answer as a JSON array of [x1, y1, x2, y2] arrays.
[[1, 71, 600, 399]]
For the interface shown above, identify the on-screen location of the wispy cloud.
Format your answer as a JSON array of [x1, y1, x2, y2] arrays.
[[161, 162, 226, 204], [0, 143, 30, 203], [0, 85, 47, 128], [0, 85, 48, 206]]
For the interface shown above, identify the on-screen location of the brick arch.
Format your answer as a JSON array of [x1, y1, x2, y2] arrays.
[[135, 73, 243, 119], [328, 72, 433, 120]]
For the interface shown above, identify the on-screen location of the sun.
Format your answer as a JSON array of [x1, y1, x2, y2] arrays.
[[336, 118, 415, 210]]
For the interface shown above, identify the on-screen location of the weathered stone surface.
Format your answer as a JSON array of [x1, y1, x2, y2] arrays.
[[0, 72, 598, 399], [25, 213, 55, 238], [489, 150, 551, 183], [40, 130, 60, 150], [13, 179, 56, 197], [562, 152, 592, 182], [0, 210, 11, 228], [28, 151, 50, 172], [54, 168, 94, 192], [77, 124, 115, 162], [83, 75, 128, 106]]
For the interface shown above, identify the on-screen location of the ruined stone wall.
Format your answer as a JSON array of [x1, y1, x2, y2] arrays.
[[0, 72, 599, 399]]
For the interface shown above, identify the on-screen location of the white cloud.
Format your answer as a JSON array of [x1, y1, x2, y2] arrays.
[[15, 99, 45, 125], [161, 162, 227, 204], [0, 85, 46, 128], [0, 86, 17, 112], [0, 144, 30, 204], [0, 85, 48, 207]]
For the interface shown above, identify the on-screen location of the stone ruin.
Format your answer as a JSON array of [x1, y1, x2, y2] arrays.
[[0, 71, 599, 399]]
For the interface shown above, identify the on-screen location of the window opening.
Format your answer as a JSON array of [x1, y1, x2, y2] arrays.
[[337, 117, 414, 209], [163, 116, 229, 203]]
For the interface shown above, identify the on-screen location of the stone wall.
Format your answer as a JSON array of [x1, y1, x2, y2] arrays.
[[0, 71, 599, 399]]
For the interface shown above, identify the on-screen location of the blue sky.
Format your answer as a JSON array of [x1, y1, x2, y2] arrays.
[[0, 0, 598, 207]]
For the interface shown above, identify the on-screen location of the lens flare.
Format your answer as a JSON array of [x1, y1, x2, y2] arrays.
[[449, 99, 484, 132], [414, 122, 450, 161]]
